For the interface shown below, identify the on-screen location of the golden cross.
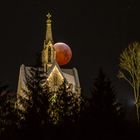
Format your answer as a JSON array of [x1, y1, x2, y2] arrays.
[[47, 13, 51, 19]]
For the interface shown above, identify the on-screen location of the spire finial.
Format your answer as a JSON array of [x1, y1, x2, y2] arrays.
[[46, 13, 52, 24], [47, 13, 51, 19], [45, 13, 53, 43]]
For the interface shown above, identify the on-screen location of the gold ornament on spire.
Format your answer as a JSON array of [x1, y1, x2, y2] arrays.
[[46, 13, 51, 24], [47, 13, 51, 19]]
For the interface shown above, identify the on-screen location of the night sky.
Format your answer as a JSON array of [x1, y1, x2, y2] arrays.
[[0, 0, 140, 122]]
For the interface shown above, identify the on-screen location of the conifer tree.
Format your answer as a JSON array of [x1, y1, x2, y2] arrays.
[[82, 69, 124, 140], [0, 84, 17, 138], [90, 69, 123, 125], [17, 66, 82, 139], [46, 83, 81, 140], [47, 83, 81, 125], [17, 67, 50, 133]]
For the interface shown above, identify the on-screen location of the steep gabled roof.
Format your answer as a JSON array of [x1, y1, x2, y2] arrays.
[[46, 61, 68, 83]]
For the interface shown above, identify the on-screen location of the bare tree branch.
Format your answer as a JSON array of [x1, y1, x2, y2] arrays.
[[118, 42, 140, 124]]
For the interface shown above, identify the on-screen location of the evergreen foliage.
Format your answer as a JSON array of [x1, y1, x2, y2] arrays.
[[80, 69, 124, 140], [47, 83, 81, 125], [17, 68, 50, 131], [16, 67, 81, 139], [0, 84, 17, 139], [90, 69, 123, 122]]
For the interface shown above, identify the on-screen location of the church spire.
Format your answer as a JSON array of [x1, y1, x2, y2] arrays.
[[45, 13, 53, 44], [42, 13, 56, 71]]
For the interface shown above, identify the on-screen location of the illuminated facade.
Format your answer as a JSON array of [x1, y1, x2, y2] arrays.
[[16, 13, 81, 110]]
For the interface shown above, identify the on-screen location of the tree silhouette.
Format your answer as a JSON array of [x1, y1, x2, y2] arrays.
[[46, 83, 81, 140], [118, 42, 140, 124], [88, 69, 123, 139], [0, 84, 17, 139], [47, 83, 81, 125], [16, 67, 81, 139], [16, 67, 51, 139]]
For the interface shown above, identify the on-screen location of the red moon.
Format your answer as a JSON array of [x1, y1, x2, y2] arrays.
[[53, 42, 72, 65]]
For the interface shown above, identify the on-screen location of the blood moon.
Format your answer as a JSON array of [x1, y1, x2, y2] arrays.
[[53, 42, 72, 65]]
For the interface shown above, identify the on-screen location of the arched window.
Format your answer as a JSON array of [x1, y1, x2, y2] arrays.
[[48, 46, 51, 62], [53, 74, 58, 86]]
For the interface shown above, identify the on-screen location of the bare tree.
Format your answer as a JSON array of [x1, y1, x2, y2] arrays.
[[118, 42, 140, 124]]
